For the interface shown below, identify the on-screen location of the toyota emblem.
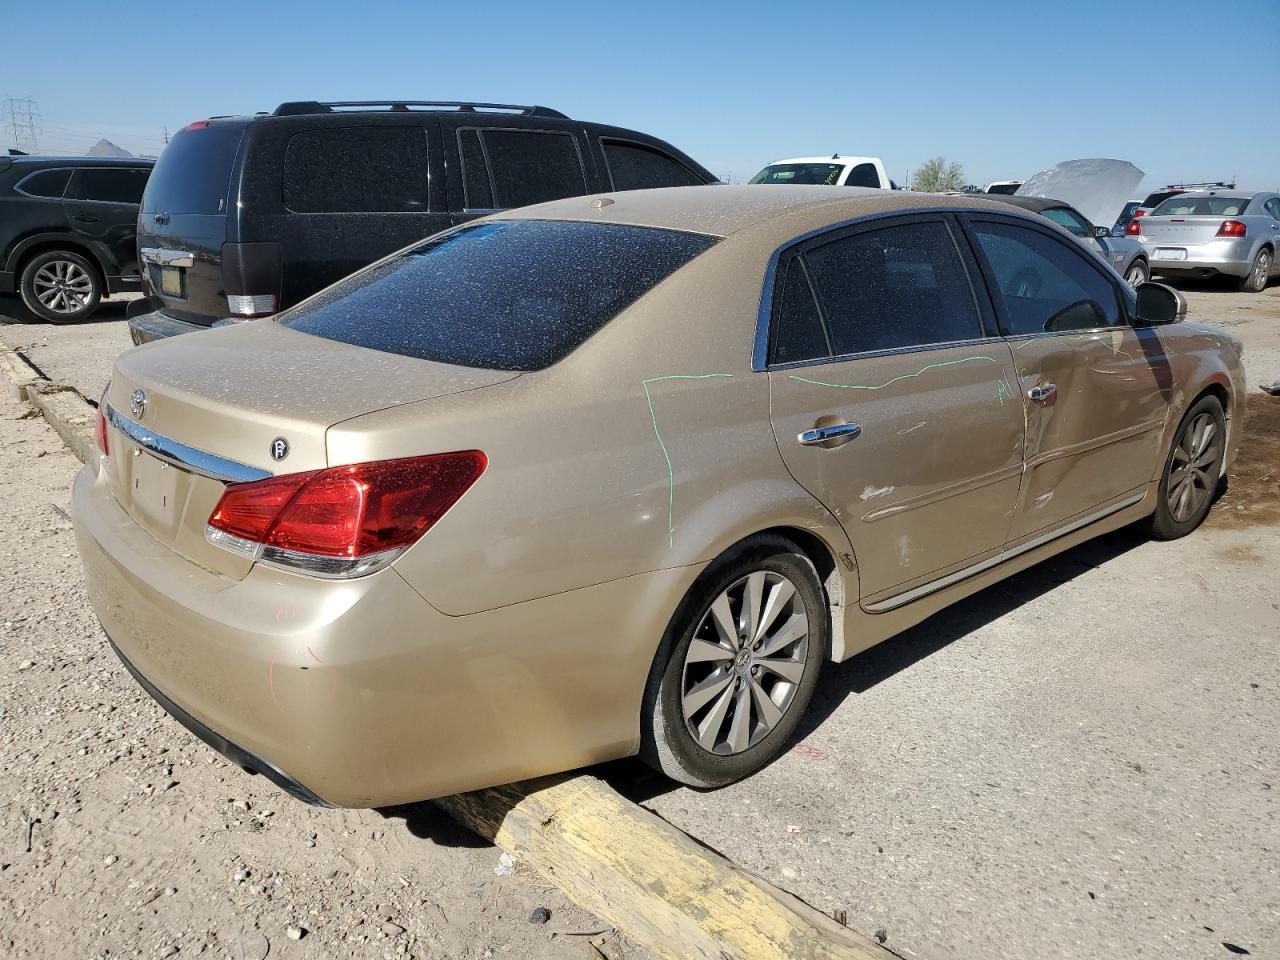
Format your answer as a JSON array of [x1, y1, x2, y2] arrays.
[[129, 389, 147, 420], [270, 437, 290, 462]]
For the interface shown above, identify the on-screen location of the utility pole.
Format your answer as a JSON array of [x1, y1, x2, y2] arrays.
[[162, 125, 169, 144], [2, 97, 42, 153]]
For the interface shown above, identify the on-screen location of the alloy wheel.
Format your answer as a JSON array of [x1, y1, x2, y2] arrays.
[[31, 260, 94, 314], [1167, 412, 1221, 523], [1125, 263, 1147, 288], [1252, 251, 1271, 291], [680, 570, 809, 755]]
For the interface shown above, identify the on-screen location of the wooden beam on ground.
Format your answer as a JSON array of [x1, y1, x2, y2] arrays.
[[435, 774, 903, 960]]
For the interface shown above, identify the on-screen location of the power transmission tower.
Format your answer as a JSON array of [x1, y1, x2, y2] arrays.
[[3, 97, 42, 153]]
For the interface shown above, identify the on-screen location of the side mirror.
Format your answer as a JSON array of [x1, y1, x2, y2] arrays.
[[1094, 225, 1111, 239], [1134, 281, 1186, 326]]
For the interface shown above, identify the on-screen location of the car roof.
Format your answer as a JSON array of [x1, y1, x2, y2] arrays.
[[497, 184, 1030, 240], [4, 155, 153, 166], [764, 156, 879, 167], [976, 194, 1071, 214]]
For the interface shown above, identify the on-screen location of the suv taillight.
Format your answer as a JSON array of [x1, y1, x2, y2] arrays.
[[1216, 220, 1247, 238], [1126, 219, 1142, 236], [221, 242, 283, 318], [95, 383, 110, 457], [206, 451, 487, 578], [226, 294, 278, 317]]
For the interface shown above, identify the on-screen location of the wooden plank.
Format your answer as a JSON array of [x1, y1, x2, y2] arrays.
[[435, 774, 903, 960]]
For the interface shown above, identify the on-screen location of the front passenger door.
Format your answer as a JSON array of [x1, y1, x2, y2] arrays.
[[965, 216, 1169, 542]]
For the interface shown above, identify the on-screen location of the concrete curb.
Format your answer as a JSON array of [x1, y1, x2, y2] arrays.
[[0, 348, 909, 960]]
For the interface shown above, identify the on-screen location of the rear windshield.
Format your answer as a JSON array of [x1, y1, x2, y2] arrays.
[[142, 123, 244, 214], [750, 163, 844, 186], [1151, 196, 1251, 217], [1142, 190, 1180, 208], [278, 220, 717, 371]]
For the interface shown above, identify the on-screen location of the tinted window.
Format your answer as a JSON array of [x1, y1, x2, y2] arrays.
[[280, 221, 716, 370], [16, 169, 71, 198], [802, 221, 982, 356], [771, 260, 829, 364], [143, 123, 243, 214], [74, 167, 149, 204], [467, 129, 587, 209], [972, 220, 1122, 335], [1039, 206, 1091, 238], [459, 129, 494, 209], [284, 127, 428, 213], [1151, 196, 1249, 217], [845, 163, 880, 188], [603, 140, 701, 190], [750, 163, 843, 185]]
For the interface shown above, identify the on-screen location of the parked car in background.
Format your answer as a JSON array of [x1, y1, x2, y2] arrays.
[[0, 155, 152, 322], [128, 100, 716, 345], [76, 186, 1243, 807], [984, 180, 1023, 195], [749, 155, 895, 189], [1133, 182, 1235, 221], [1111, 200, 1142, 235], [982, 194, 1150, 286], [1127, 190, 1280, 292]]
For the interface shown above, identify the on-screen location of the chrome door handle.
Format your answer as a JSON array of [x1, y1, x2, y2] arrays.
[[1028, 383, 1057, 406], [798, 421, 862, 447]]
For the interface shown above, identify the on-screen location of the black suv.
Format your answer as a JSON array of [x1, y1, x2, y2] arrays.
[[129, 100, 716, 344], [0, 155, 153, 323]]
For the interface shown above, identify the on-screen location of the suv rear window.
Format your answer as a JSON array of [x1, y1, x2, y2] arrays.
[[142, 124, 244, 214], [279, 220, 717, 370]]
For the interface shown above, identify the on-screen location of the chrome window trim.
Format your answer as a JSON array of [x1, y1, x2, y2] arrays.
[[104, 403, 271, 483], [752, 206, 1014, 373]]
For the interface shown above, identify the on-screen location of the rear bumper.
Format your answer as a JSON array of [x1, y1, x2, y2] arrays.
[[1142, 238, 1256, 278], [128, 308, 218, 346], [72, 461, 682, 807]]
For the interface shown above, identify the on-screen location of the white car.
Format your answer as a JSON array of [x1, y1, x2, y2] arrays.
[[749, 155, 893, 189]]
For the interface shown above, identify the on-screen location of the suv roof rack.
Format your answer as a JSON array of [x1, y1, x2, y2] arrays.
[[271, 100, 569, 119], [1164, 180, 1236, 190]]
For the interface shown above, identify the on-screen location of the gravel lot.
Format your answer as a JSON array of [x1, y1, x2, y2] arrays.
[[2, 279, 1277, 960]]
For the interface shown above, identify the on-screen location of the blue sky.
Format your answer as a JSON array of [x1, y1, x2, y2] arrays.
[[3, 0, 1278, 192]]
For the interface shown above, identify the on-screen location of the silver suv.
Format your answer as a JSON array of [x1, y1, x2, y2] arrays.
[[1127, 190, 1280, 292]]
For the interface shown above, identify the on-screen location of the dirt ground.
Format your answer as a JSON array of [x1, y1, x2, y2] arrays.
[[2, 279, 1278, 960]]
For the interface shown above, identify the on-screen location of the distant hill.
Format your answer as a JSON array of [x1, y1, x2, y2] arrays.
[[87, 138, 133, 158]]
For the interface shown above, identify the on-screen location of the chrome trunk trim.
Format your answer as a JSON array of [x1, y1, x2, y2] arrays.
[[104, 403, 271, 484]]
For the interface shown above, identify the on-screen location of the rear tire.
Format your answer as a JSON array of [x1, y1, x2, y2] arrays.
[[19, 249, 102, 323], [1237, 248, 1271, 293], [1124, 259, 1149, 288], [1142, 395, 1226, 540], [639, 535, 828, 788]]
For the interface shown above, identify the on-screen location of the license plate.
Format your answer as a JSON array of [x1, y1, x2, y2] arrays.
[[126, 448, 188, 540], [160, 265, 184, 297], [1154, 248, 1187, 261]]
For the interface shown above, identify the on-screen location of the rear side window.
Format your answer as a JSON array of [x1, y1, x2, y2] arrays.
[[844, 163, 880, 188], [603, 140, 702, 190], [460, 129, 588, 210], [799, 221, 982, 357], [284, 127, 429, 213], [72, 167, 150, 204], [1266, 198, 1280, 219], [15, 169, 71, 198], [971, 220, 1122, 335], [143, 123, 244, 214], [280, 221, 716, 370], [771, 261, 829, 364]]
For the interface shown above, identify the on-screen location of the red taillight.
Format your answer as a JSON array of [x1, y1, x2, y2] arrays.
[[182, 119, 213, 132], [207, 452, 487, 575], [95, 383, 110, 457], [1126, 219, 1141, 236], [1133, 209, 1146, 217], [1216, 220, 1247, 238]]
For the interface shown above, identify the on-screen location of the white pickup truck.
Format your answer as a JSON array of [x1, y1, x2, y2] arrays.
[[749, 155, 895, 189]]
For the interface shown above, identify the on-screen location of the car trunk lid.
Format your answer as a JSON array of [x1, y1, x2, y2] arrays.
[[101, 322, 519, 578], [1138, 216, 1229, 246]]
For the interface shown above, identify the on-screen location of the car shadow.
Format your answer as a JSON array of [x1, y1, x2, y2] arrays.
[[603, 523, 1151, 806], [0, 293, 133, 326]]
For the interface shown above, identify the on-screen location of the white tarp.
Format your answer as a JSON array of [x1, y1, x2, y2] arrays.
[[1015, 159, 1145, 229]]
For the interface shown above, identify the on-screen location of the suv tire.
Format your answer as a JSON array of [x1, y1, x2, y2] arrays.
[[19, 249, 102, 324]]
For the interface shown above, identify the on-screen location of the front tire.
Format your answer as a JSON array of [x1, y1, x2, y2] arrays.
[[640, 535, 828, 788], [19, 250, 102, 323], [1142, 395, 1226, 540], [1124, 259, 1149, 288], [1237, 248, 1271, 293]]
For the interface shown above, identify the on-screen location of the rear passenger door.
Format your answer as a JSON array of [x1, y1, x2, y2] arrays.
[[767, 215, 1025, 607], [441, 118, 595, 222], [64, 166, 150, 278], [963, 215, 1169, 541]]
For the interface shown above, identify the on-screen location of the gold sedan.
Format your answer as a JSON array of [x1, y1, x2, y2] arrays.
[[73, 187, 1245, 807]]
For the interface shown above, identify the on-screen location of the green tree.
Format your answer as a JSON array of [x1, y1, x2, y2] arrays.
[[911, 157, 965, 193]]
